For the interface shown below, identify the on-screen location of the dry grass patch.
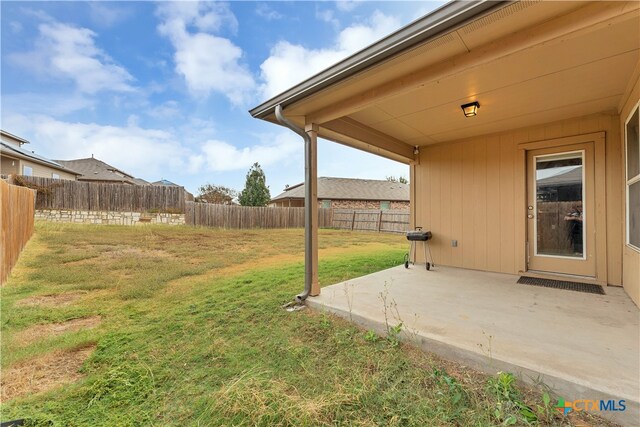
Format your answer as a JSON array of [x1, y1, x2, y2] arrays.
[[1, 344, 95, 402], [102, 247, 172, 259], [15, 292, 87, 308], [13, 316, 102, 347], [164, 242, 398, 295], [209, 371, 354, 424]]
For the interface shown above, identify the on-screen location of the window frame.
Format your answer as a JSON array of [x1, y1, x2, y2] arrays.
[[22, 165, 33, 176], [380, 200, 391, 210], [52, 173, 60, 179], [625, 101, 640, 252], [321, 200, 331, 209]]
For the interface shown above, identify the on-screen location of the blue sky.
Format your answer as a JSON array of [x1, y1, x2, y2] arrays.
[[1, 1, 442, 195]]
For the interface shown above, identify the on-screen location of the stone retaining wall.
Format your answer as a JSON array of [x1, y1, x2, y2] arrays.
[[329, 200, 410, 210], [35, 210, 185, 226]]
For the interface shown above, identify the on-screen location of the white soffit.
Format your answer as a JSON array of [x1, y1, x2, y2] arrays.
[[346, 7, 639, 145]]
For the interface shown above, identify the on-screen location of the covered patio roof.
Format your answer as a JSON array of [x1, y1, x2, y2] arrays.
[[251, 1, 640, 164]]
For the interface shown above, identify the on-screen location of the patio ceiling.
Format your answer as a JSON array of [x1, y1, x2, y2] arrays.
[[254, 1, 640, 164]]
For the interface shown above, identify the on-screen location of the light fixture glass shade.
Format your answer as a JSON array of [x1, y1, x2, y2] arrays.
[[461, 101, 480, 117]]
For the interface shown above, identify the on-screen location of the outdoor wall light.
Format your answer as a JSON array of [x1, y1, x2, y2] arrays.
[[461, 101, 480, 117]]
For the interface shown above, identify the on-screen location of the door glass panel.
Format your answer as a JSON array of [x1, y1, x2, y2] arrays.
[[535, 152, 584, 258]]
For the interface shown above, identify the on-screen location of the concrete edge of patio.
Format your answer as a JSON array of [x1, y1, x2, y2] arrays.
[[307, 298, 639, 427]]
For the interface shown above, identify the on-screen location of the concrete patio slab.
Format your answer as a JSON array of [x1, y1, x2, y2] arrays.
[[307, 265, 640, 426]]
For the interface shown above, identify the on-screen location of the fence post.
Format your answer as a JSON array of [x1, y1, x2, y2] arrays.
[[377, 210, 383, 232], [351, 210, 356, 230]]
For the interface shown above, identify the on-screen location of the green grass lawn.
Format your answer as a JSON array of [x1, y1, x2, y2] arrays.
[[1, 223, 607, 426]]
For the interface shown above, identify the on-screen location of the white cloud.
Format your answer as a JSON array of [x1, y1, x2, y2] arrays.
[[2, 113, 302, 183], [0, 93, 94, 117], [195, 131, 301, 172], [336, 11, 399, 53], [318, 139, 408, 181], [2, 115, 187, 179], [156, 2, 254, 106], [146, 100, 182, 120], [256, 3, 283, 21], [9, 21, 23, 33], [316, 9, 340, 29], [88, 3, 132, 28], [9, 21, 134, 94], [259, 11, 400, 100], [336, 1, 363, 12]]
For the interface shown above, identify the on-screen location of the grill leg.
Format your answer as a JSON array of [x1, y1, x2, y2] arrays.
[[410, 241, 415, 265], [423, 242, 429, 270]]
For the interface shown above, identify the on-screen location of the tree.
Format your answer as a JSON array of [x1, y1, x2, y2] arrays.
[[196, 183, 237, 205], [386, 175, 408, 184], [239, 162, 271, 206]]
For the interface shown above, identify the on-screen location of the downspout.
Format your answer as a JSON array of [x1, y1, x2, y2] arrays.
[[275, 105, 312, 302]]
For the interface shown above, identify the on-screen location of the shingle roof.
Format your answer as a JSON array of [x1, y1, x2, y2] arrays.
[[1, 142, 80, 175], [537, 167, 582, 187], [152, 179, 179, 186], [55, 157, 137, 184], [132, 177, 150, 185], [1, 129, 30, 145], [272, 177, 409, 202]]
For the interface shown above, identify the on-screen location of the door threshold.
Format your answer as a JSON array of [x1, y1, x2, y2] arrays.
[[520, 270, 605, 286]]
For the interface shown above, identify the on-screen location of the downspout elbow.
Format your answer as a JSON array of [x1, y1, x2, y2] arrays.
[[275, 105, 309, 144]]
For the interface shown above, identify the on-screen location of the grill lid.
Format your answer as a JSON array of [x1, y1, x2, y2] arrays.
[[406, 231, 432, 241]]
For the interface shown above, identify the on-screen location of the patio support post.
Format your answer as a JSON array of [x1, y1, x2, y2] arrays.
[[305, 123, 320, 296]]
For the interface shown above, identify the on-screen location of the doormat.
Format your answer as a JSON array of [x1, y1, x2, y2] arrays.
[[517, 276, 605, 295]]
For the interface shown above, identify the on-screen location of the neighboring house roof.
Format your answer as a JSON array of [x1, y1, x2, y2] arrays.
[[132, 177, 150, 185], [272, 177, 409, 202], [1, 142, 81, 175], [152, 179, 179, 186], [537, 167, 582, 188], [56, 157, 137, 184], [1, 129, 30, 146]]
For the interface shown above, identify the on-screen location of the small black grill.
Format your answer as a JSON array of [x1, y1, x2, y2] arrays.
[[404, 227, 435, 270], [406, 230, 432, 241]]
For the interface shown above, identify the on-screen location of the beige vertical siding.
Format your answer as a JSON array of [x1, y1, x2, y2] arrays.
[[620, 69, 640, 306], [19, 160, 77, 180], [1, 156, 20, 175], [414, 111, 624, 286]]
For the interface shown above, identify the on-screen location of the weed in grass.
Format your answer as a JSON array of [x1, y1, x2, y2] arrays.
[[319, 311, 331, 328], [364, 330, 379, 343], [487, 371, 538, 425], [378, 281, 405, 347], [342, 281, 354, 322], [477, 330, 495, 369]]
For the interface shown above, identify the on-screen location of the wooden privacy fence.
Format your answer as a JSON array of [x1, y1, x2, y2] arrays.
[[11, 176, 187, 212], [537, 201, 580, 255], [186, 202, 333, 229], [332, 209, 410, 233], [1, 180, 36, 285]]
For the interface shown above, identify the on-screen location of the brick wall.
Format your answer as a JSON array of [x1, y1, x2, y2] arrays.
[[35, 209, 185, 226]]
